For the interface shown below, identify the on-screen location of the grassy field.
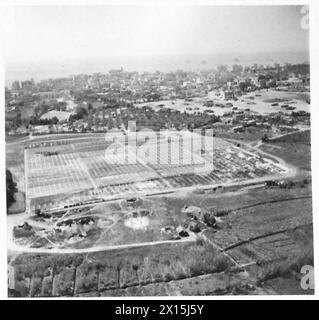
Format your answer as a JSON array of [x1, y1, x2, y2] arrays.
[[258, 128, 311, 172], [205, 196, 312, 246], [260, 142, 311, 171], [6, 142, 25, 168], [213, 125, 270, 142], [5, 134, 29, 143]]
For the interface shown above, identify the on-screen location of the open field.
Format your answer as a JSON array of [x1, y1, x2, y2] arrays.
[[235, 89, 310, 114], [214, 125, 271, 142], [259, 130, 311, 172], [5, 134, 29, 144], [11, 196, 198, 250], [260, 143, 311, 171], [135, 89, 310, 117]]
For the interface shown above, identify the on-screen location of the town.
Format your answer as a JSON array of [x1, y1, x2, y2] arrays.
[[6, 63, 310, 139]]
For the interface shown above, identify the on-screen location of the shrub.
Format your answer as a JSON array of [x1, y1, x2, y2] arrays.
[[203, 212, 216, 227], [214, 209, 231, 217]]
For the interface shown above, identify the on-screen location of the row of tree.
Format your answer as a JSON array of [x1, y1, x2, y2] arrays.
[[6, 169, 17, 210]]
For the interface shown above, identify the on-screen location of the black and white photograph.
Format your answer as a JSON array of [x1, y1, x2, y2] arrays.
[[1, 1, 317, 299]]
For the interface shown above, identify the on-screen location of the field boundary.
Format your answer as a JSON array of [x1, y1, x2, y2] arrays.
[[222, 222, 313, 252]]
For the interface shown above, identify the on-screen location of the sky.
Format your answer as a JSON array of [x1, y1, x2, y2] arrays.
[[2, 5, 309, 65]]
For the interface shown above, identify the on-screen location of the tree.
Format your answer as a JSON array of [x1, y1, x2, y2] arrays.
[[6, 169, 17, 210], [76, 106, 88, 119], [217, 65, 228, 73], [15, 112, 22, 127], [239, 82, 249, 92], [52, 116, 59, 124], [262, 133, 269, 142], [232, 64, 243, 74]]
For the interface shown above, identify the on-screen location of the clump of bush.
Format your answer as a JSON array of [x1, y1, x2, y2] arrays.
[[203, 212, 216, 227], [265, 178, 311, 189], [13, 223, 35, 238], [214, 209, 232, 217]]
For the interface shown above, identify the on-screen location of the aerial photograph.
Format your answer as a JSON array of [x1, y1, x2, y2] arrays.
[[5, 5, 313, 297]]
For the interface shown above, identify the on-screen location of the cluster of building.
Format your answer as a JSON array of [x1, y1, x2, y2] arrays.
[[5, 62, 310, 137]]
